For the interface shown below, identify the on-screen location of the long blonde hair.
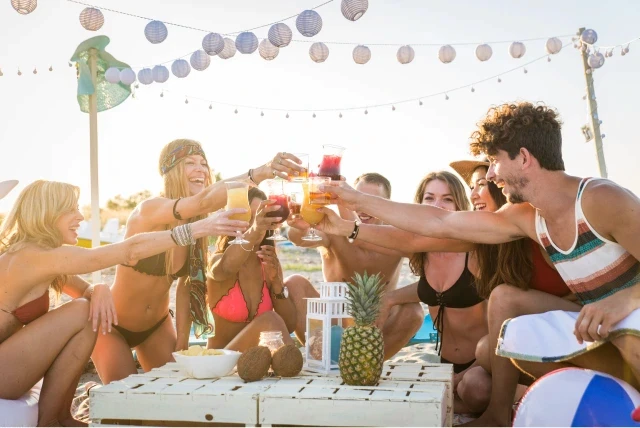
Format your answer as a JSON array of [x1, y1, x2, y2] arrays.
[[0, 180, 80, 293], [409, 171, 471, 276], [158, 139, 213, 277]]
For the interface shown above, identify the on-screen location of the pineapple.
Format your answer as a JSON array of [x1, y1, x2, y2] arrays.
[[339, 271, 385, 386]]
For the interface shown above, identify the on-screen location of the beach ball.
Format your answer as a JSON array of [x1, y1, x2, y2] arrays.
[[513, 368, 640, 427], [268, 23, 292, 48]]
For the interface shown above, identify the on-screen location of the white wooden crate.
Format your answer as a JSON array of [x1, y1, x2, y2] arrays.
[[90, 363, 273, 427], [259, 377, 447, 427]]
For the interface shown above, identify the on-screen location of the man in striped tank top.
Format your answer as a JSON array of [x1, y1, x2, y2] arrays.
[[321, 101, 640, 426]]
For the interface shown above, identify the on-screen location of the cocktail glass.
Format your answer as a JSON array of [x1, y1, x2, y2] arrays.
[[301, 177, 330, 241], [225, 182, 251, 245], [318, 145, 345, 181], [263, 179, 290, 241]]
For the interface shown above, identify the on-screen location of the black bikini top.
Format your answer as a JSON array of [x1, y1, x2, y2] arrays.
[[417, 253, 483, 355], [122, 251, 189, 280]]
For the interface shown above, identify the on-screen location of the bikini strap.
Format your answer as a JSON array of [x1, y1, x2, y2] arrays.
[[0, 307, 13, 315]]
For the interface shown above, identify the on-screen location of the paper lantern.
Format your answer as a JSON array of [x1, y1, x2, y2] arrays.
[[353, 45, 371, 64], [171, 59, 191, 78], [268, 23, 292, 48], [137, 68, 153, 85], [475, 44, 493, 61], [190, 50, 210, 71], [546, 37, 563, 55], [580, 29, 598, 45], [79, 7, 104, 31], [509, 41, 526, 59], [218, 38, 237, 60], [235, 32, 259, 54], [397, 45, 415, 64], [341, 0, 368, 21], [309, 42, 329, 63], [296, 10, 322, 37], [145, 20, 168, 44], [11, 0, 36, 14], [438, 45, 456, 63], [104, 67, 121, 84], [588, 52, 605, 69], [259, 39, 279, 61], [119, 68, 136, 85], [202, 33, 224, 55], [152, 65, 169, 83]]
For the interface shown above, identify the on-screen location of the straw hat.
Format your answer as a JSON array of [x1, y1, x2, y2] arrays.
[[449, 159, 490, 185], [0, 180, 18, 200]]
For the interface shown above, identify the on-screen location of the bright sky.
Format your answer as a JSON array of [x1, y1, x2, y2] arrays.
[[1, 0, 639, 215]]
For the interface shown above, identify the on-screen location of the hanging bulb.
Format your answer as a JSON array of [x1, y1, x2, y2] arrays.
[[547, 56, 551, 62], [471, 87, 475, 93], [312, 113, 316, 118], [624, 45, 630, 54], [134, 83, 139, 89], [68, 62, 73, 67], [339, 113, 343, 118], [582, 94, 587, 100], [445, 94, 449, 100], [209, 104, 212, 110], [160, 91, 164, 97], [364, 109, 368, 115], [234, 109, 238, 114], [391, 105, 396, 111], [0, 68, 3, 77], [581, 44, 588, 52], [601, 134, 606, 138], [497, 77, 502, 83], [132, 92, 136, 99], [586, 68, 592, 74], [33, 68, 37, 74], [419, 100, 423, 106], [17, 69, 22, 76], [185, 98, 189, 104], [261, 111, 264, 117], [598, 120, 603, 125], [523, 68, 528, 74], [286, 113, 289, 118]]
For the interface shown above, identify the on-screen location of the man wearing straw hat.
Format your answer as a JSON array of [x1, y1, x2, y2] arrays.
[[321, 101, 640, 426]]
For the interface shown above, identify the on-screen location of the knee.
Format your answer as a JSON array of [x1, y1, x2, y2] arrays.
[[64, 298, 91, 321], [457, 367, 491, 413], [475, 335, 491, 371], [255, 310, 287, 330], [284, 274, 312, 291], [402, 303, 425, 332], [611, 335, 640, 355], [488, 283, 524, 313]]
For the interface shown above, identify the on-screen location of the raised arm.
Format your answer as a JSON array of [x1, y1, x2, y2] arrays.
[[322, 181, 529, 245]]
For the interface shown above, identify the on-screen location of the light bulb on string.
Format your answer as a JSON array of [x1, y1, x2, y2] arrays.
[[209, 104, 212, 110], [497, 77, 502, 83], [391, 105, 396, 111], [312, 113, 316, 118], [160, 91, 164, 97], [471, 87, 475, 92], [339, 113, 343, 118], [17, 69, 22, 76], [364, 109, 368, 115], [185, 98, 189, 104], [134, 83, 139, 89], [586, 68, 592, 74], [286, 113, 289, 118], [419, 100, 423, 106], [33, 68, 37, 74], [0, 68, 3, 77], [68, 62, 73, 67], [601, 134, 606, 138], [261, 111, 264, 117], [445, 94, 449, 100], [624, 45, 630, 54], [547, 56, 551, 62], [234, 109, 238, 114], [523, 68, 528, 74]]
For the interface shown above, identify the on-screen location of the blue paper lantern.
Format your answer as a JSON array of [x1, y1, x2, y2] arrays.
[[296, 10, 322, 37], [144, 20, 168, 44], [152, 65, 169, 83], [235, 32, 258, 54]]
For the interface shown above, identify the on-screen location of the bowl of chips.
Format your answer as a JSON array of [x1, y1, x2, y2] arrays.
[[172, 345, 241, 379]]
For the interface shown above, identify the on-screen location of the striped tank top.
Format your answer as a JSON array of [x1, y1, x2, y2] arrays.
[[535, 177, 640, 304]]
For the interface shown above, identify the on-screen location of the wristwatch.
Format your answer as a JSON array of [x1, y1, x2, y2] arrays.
[[347, 218, 362, 243], [273, 286, 289, 299]]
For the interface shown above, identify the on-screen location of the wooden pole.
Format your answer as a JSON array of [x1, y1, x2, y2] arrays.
[[88, 48, 102, 283], [578, 27, 608, 178]]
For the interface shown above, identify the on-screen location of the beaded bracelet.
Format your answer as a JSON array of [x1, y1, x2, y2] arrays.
[[171, 224, 195, 246]]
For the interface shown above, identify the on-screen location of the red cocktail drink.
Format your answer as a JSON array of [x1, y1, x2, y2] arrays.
[[318, 155, 342, 180], [266, 194, 290, 221]]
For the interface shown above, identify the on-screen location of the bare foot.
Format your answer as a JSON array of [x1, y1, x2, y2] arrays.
[[458, 411, 510, 427]]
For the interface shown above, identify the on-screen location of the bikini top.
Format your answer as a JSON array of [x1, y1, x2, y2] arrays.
[[417, 253, 483, 354], [122, 251, 189, 280], [0, 289, 49, 325], [211, 261, 273, 323]]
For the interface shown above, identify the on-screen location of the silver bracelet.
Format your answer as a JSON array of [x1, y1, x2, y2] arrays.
[[171, 224, 194, 246]]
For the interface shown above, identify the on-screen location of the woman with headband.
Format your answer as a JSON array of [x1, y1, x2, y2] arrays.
[[91, 139, 303, 384]]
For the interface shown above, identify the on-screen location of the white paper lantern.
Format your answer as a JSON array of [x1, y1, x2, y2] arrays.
[[171, 59, 191, 78], [268, 23, 292, 48], [119, 68, 136, 85], [546, 37, 563, 55], [79, 7, 104, 31], [145, 21, 168, 44], [509, 41, 526, 59], [137, 68, 153, 85], [580, 29, 598, 45], [396, 45, 415, 64], [341, 0, 368, 21], [296, 10, 322, 37], [235, 32, 259, 54], [104, 67, 121, 84], [475, 44, 493, 61], [152, 65, 169, 83], [218, 38, 237, 59], [258, 39, 279, 61], [438, 45, 456, 63], [190, 50, 211, 71], [588, 52, 605, 69], [353, 45, 371, 64], [309, 42, 329, 63], [11, 0, 36, 14], [202, 33, 224, 55]]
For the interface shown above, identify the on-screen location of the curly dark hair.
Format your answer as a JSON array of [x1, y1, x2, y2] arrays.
[[469, 102, 565, 171]]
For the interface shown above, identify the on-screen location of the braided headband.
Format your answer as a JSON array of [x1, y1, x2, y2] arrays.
[[161, 144, 208, 175]]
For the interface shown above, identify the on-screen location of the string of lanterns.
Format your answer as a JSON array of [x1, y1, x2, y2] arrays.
[[127, 46, 564, 116], [572, 30, 638, 73]]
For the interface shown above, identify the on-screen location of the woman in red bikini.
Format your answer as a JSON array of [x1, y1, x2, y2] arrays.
[[0, 180, 247, 426], [91, 140, 303, 384], [207, 187, 296, 351]]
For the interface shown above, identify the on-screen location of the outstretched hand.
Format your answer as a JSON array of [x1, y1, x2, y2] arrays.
[[254, 200, 283, 233], [204, 208, 250, 237], [319, 180, 362, 212], [263, 152, 305, 181], [315, 207, 353, 237], [88, 283, 118, 335]]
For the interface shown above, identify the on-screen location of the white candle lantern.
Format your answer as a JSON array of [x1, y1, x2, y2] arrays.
[[304, 282, 352, 374]]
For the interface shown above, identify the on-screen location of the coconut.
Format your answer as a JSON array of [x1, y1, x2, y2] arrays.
[[271, 344, 303, 377], [237, 346, 271, 382]]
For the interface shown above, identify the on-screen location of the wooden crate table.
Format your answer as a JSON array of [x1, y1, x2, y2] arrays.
[[89, 362, 452, 427]]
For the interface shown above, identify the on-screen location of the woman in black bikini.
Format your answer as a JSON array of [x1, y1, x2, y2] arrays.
[[0, 180, 245, 426], [91, 139, 304, 384]]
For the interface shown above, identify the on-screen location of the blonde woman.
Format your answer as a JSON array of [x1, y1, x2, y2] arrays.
[[0, 180, 247, 426], [91, 139, 303, 384]]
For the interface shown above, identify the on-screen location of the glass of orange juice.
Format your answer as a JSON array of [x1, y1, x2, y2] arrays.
[[225, 182, 251, 245], [291, 153, 309, 182], [301, 177, 330, 242]]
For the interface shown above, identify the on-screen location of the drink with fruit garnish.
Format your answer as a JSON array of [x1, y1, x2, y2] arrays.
[[317, 145, 345, 180]]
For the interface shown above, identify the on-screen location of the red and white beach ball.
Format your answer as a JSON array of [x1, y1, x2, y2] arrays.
[[514, 368, 640, 427]]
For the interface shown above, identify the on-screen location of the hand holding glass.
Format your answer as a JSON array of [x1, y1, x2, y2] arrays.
[[263, 179, 289, 241], [301, 177, 331, 241], [225, 182, 251, 245]]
